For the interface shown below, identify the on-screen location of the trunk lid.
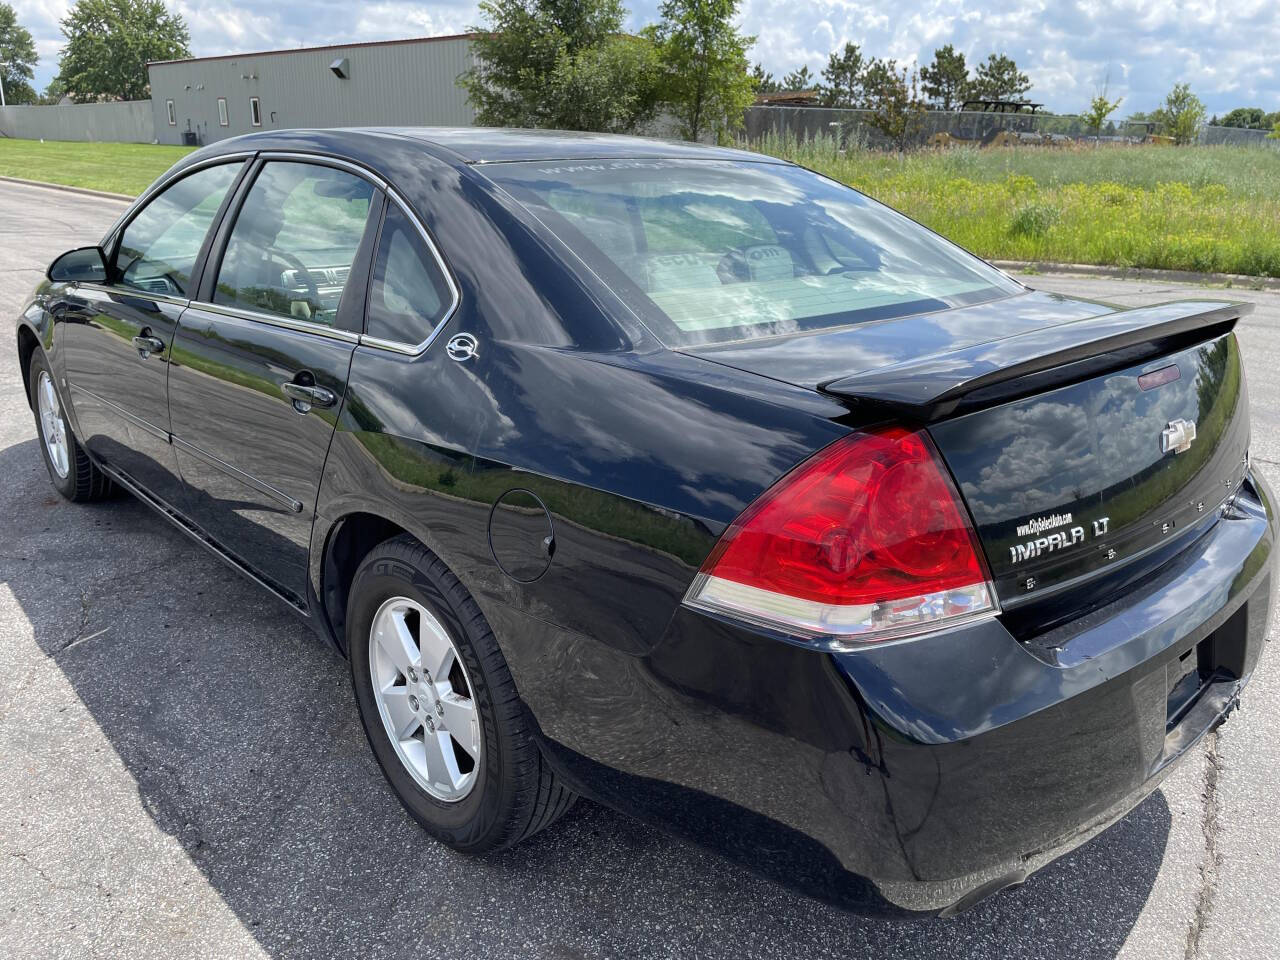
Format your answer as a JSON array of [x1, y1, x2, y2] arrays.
[[686, 291, 1252, 612], [929, 330, 1249, 607]]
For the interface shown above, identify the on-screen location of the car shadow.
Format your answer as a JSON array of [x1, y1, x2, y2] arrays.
[[0, 435, 1171, 959]]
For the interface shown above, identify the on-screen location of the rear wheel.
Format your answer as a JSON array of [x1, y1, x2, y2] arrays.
[[28, 352, 113, 502], [348, 535, 576, 852]]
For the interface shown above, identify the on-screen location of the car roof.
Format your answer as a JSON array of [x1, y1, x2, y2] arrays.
[[203, 127, 787, 166]]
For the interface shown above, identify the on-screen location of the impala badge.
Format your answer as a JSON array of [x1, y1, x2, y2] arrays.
[[446, 333, 478, 362], [1161, 418, 1197, 455]]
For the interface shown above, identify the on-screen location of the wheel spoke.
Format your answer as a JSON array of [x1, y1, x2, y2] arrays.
[[438, 694, 480, 758], [422, 728, 462, 790], [380, 685, 421, 740], [417, 616, 455, 685], [376, 608, 420, 675]]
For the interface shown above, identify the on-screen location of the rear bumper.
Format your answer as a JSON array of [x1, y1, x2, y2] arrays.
[[527, 471, 1275, 916], [860, 470, 1274, 911]]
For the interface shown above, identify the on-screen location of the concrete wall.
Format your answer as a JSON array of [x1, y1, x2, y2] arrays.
[[0, 101, 155, 143], [148, 35, 476, 146]]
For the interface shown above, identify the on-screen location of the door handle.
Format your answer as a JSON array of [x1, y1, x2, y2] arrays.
[[282, 381, 337, 413], [132, 334, 166, 357]]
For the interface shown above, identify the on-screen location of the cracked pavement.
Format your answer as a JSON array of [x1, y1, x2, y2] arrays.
[[1, 180, 1279, 959]]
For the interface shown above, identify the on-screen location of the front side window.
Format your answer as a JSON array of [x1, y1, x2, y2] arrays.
[[213, 161, 374, 326], [490, 159, 1022, 346], [114, 162, 243, 297], [365, 204, 454, 346]]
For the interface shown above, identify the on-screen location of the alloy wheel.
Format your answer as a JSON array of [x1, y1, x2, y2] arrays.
[[37, 371, 70, 479], [368, 596, 481, 802]]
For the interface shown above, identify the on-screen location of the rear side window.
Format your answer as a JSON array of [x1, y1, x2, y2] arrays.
[[365, 203, 454, 346], [115, 161, 243, 297], [214, 161, 374, 327]]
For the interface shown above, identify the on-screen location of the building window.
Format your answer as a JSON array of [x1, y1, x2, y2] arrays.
[[166, 99, 176, 125], [217, 97, 228, 126], [249, 97, 261, 127]]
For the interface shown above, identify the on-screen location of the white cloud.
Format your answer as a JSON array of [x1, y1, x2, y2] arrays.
[[10, 0, 1279, 115]]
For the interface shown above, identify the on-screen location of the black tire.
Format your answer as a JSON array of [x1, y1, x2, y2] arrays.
[[348, 534, 576, 852], [27, 351, 114, 502]]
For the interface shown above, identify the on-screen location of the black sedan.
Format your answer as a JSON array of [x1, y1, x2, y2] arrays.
[[15, 128, 1275, 917]]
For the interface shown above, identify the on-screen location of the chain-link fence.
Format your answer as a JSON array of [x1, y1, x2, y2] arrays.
[[744, 106, 1280, 150]]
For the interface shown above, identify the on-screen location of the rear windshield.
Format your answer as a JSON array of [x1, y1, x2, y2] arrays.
[[487, 158, 1021, 346]]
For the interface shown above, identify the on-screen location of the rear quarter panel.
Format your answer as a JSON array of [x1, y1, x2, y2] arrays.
[[309, 150, 853, 740]]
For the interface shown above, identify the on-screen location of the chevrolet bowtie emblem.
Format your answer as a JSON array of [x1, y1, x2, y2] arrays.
[[1161, 418, 1197, 455]]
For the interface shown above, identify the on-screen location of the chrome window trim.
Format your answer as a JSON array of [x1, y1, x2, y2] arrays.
[[74, 282, 190, 309], [254, 151, 389, 191], [185, 300, 362, 344], [357, 189, 461, 357]]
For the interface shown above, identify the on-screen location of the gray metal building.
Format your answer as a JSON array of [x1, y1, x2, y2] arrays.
[[147, 35, 476, 146]]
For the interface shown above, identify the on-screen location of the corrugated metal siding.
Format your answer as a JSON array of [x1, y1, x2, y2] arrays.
[[148, 36, 476, 146], [0, 101, 155, 142]]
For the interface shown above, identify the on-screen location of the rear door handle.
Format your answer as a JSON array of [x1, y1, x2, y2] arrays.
[[282, 381, 337, 412], [132, 334, 166, 357]]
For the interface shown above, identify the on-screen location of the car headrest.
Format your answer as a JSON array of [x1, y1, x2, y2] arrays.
[[646, 253, 722, 292], [741, 244, 794, 283]]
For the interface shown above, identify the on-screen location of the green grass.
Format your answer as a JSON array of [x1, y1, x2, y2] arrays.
[[0, 138, 193, 196], [750, 134, 1280, 278]]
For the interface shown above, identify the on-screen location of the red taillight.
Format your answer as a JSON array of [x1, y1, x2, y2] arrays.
[[684, 427, 997, 648]]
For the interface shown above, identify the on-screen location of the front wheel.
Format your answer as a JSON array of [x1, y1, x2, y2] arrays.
[[27, 351, 113, 502], [347, 535, 576, 852]]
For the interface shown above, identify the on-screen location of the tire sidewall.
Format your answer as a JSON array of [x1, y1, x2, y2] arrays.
[[28, 352, 77, 499], [348, 550, 509, 846]]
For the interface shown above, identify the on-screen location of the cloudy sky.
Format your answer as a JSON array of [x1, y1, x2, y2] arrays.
[[11, 0, 1278, 116]]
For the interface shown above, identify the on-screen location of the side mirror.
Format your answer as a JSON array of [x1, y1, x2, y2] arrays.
[[48, 246, 108, 284]]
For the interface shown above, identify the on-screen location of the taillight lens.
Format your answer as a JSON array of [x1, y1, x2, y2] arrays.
[[684, 427, 997, 649]]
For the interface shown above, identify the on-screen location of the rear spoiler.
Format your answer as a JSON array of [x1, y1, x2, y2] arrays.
[[820, 300, 1250, 421]]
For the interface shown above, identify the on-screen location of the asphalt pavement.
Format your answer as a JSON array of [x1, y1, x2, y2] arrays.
[[1, 179, 1278, 960]]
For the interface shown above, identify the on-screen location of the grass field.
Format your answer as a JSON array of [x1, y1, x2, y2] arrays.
[[5, 134, 1280, 277], [753, 135, 1280, 278], [0, 139, 193, 196]]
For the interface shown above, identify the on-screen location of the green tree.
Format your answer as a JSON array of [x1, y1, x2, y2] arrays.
[[817, 42, 864, 107], [459, 0, 660, 131], [649, 0, 756, 142], [1153, 82, 1206, 144], [919, 44, 968, 110], [1219, 106, 1265, 129], [967, 53, 1031, 101], [38, 77, 67, 104], [544, 36, 662, 132], [781, 63, 812, 90], [1084, 92, 1123, 135], [862, 59, 927, 150], [750, 62, 779, 93], [0, 3, 38, 104], [1268, 121, 1280, 140], [55, 0, 189, 102]]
